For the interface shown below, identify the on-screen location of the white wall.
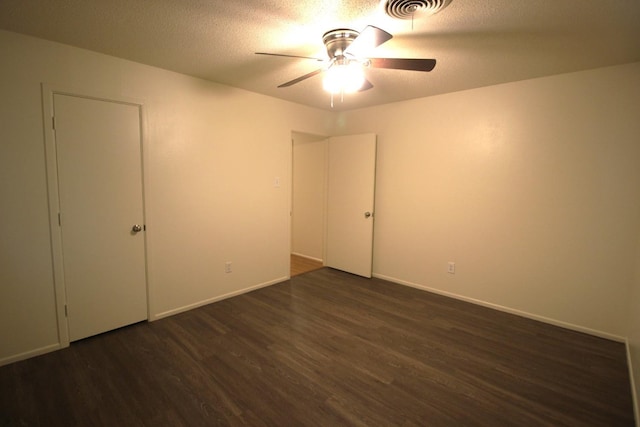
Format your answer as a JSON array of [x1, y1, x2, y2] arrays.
[[335, 62, 640, 339], [291, 133, 327, 261], [0, 30, 333, 364]]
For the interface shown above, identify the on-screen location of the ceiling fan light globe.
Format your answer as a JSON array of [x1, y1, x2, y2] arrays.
[[323, 62, 365, 94]]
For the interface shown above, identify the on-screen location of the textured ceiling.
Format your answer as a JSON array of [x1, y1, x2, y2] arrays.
[[1, 0, 639, 111]]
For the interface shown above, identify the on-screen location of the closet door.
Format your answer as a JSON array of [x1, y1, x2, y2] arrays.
[[54, 94, 148, 341]]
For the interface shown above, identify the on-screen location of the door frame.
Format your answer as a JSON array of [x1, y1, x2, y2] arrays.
[[289, 131, 377, 278], [290, 131, 329, 274], [41, 83, 151, 348]]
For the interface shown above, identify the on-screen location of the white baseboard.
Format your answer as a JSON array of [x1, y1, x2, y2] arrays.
[[0, 343, 63, 367], [151, 276, 288, 321], [372, 273, 626, 342], [1, 277, 289, 366], [291, 252, 323, 263]]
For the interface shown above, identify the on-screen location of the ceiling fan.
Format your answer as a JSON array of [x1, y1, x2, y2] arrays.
[[256, 25, 436, 94]]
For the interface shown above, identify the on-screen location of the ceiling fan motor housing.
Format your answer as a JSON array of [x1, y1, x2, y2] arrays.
[[322, 29, 359, 59]]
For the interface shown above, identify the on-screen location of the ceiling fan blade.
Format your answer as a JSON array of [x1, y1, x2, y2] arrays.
[[255, 52, 324, 62], [344, 26, 392, 57], [278, 69, 324, 88], [359, 79, 374, 92], [369, 58, 436, 72]]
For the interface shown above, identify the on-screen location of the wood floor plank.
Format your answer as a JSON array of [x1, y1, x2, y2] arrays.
[[0, 267, 634, 426]]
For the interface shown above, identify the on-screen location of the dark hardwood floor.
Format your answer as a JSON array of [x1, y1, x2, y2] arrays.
[[0, 268, 634, 426]]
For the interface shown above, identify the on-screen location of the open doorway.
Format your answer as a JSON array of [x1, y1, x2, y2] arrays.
[[291, 131, 328, 276], [290, 131, 377, 278]]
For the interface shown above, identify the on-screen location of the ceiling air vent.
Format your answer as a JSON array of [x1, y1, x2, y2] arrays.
[[384, 0, 453, 20]]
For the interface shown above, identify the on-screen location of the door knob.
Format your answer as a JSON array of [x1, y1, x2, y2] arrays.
[[131, 224, 143, 233], [364, 212, 372, 218]]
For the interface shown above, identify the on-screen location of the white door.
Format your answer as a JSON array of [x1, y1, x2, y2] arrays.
[[54, 94, 148, 341], [325, 133, 377, 277]]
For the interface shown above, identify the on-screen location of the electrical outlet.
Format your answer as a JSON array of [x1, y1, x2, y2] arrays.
[[447, 262, 455, 274], [225, 261, 232, 273]]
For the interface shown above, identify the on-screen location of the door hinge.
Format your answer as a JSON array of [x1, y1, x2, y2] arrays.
[[64, 304, 68, 317], [52, 116, 56, 130], [58, 212, 61, 226]]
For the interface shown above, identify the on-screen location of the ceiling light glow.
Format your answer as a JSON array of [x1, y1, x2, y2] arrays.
[[323, 60, 365, 94]]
